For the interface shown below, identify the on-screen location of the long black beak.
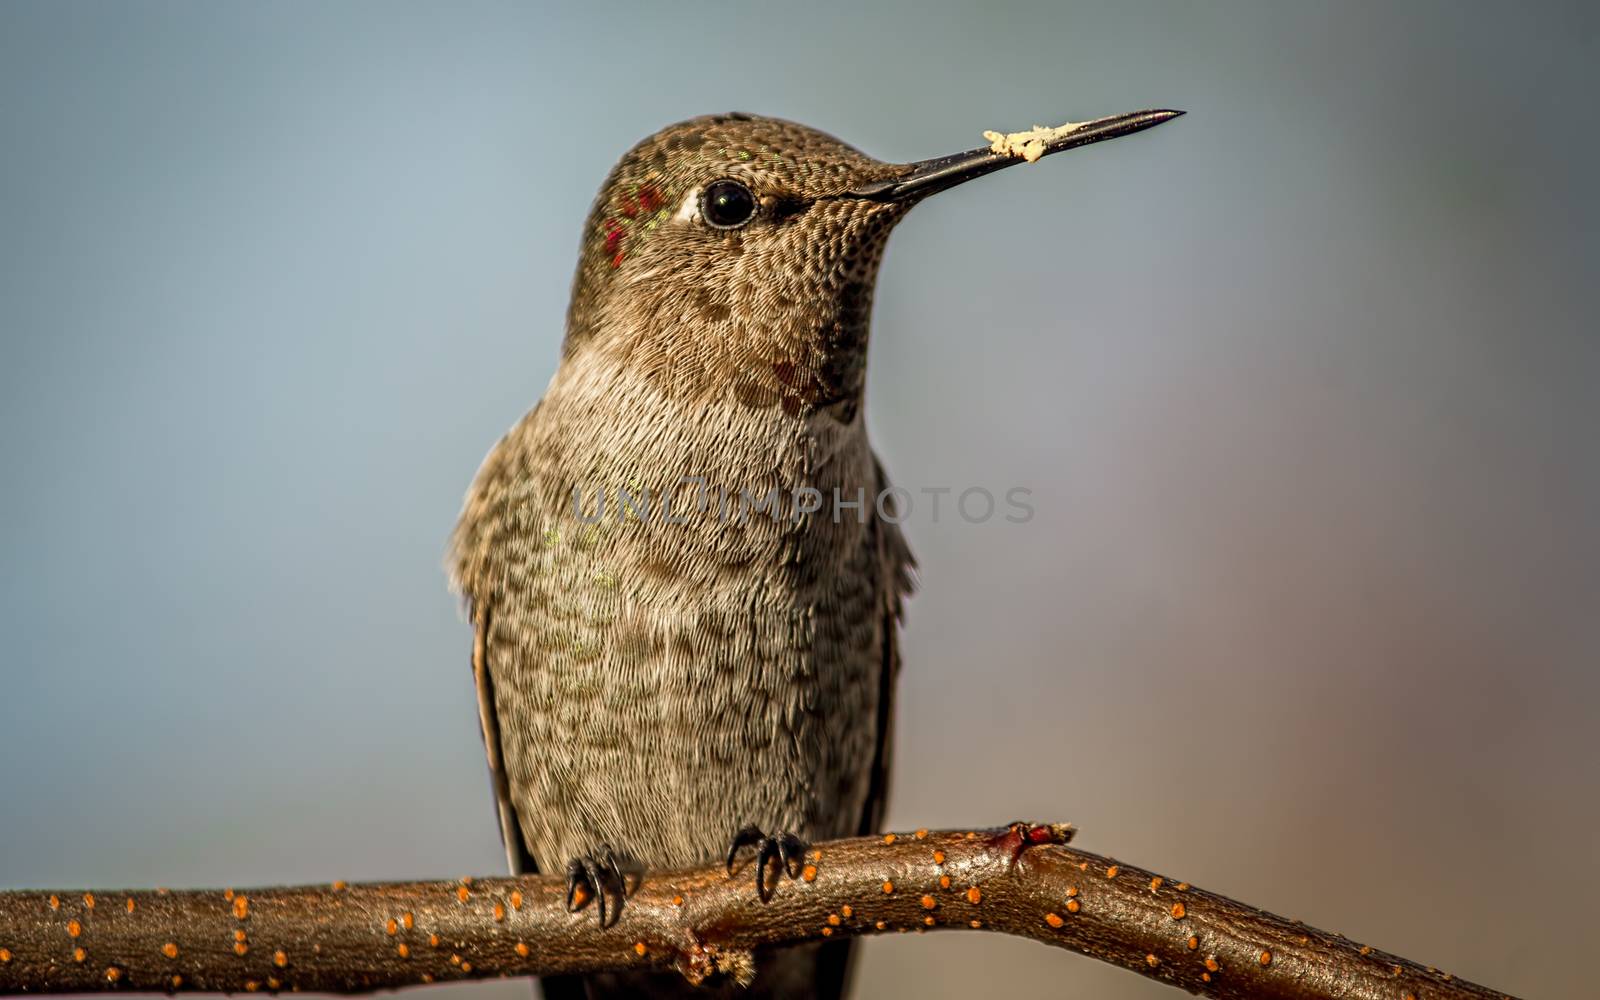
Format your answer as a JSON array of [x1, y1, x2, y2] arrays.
[[848, 109, 1183, 202]]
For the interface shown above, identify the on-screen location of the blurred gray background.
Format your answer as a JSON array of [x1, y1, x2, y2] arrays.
[[2, 2, 1596, 997]]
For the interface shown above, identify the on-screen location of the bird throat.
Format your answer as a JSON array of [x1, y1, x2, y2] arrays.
[[572, 201, 906, 424]]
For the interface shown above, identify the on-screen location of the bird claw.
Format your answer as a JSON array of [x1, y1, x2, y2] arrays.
[[725, 825, 807, 903], [564, 845, 628, 927]]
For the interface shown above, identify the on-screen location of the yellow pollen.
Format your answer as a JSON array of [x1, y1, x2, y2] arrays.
[[515, 942, 529, 957], [233, 896, 249, 920], [67, 920, 82, 937], [163, 943, 179, 959], [982, 122, 1088, 163], [967, 886, 982, 904], [274, 949, 287, 967], [1045, 913, 1064, 928], [633, 942, 646, 956]]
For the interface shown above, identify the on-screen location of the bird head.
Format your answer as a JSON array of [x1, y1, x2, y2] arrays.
[[563, 110, 1180, 420]]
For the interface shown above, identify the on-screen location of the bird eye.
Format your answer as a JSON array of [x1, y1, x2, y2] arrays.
[[701, 179, 756, 229]]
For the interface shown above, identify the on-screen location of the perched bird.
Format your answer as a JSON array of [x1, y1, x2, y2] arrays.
[[449, 108, 1181, 999]]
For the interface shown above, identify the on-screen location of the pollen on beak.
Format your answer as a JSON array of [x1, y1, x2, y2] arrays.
[[848, 109, 1183, 202]]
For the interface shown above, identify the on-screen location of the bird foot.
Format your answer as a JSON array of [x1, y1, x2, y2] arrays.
[[724, 825, 807, 903], [564, 845, 628, 927]]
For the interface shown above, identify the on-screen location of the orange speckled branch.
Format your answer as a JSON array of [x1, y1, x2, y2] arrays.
[[0, 823, 1517, 999]]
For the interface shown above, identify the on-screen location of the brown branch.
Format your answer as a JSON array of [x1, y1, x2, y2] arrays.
[[0, 823, 1518, 999]]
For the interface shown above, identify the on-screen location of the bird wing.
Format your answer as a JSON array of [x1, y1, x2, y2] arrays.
[[452, 403, 546, 878], [470, 599, 540, 875], [455, 411, 593, 1000], [472, 604, 590, 1000], [859, 455, 916, 836], [812, 458, 917, 1000]]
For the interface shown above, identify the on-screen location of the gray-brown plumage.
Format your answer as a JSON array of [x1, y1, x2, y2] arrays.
[[448, 108, 1181, 998]]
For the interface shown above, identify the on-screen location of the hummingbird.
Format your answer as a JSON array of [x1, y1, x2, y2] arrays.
[[449, 107, 1181, 999]]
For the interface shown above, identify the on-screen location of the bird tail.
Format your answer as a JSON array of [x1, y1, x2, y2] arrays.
[[537, 940, 856, 1000]]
